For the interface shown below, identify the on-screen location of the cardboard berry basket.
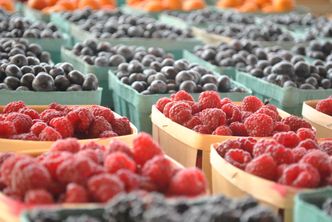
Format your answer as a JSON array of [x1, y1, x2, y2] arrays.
[[151, 103, 291, 189], [109, 70, 251, 133], [302, 100, 332, 138], [0, 105, 138, 153]]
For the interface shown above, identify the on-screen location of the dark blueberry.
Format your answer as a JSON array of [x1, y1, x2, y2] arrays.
[[82, 73, 98, 90], [247, 54, 257, 66], [16, 86, 29, 91], [49, 67, 65, 78], [95, 57, 108, 67], [300, 83, 315, 89], [174, 60, 188, 71], [128, 61, 144, 73], [250, 68, 263, 77], [150, 61, 162, 72], [256, 60, 270, 71], [27, 56, 40, 66], [83, 39, 98, 51], [321, 79, 331, 89], [149, 80, 168, 93], [218, 76, 231, 92], [0, 83, 9, 90], [203, 83, 218, 91], [175, 71, 195, 85], [5, 64, 22, 78], [263, 66, 272, 76], [4, 76, 20, 90], [294, 61, 310, 77], [167, 83, 177, 91], [20, 73, 35, 89], [109, 55, 126, 66], [28, 44, 42, 56], [32, 65, 46, 74], [161, 66, 177, 79], [67, 84, 82, 91], [59, 62, 74, 74], [240, 206, 281, 222], [283, 80, 297, 88], [40, 52, 51, 63], [32, 73, 55, 91], [68, 70, 85, 85], [117, 46, 134, 60], [268, 56, 282, 66], [199, 74, 218, 85], [10, 54, 28, 67], [118, 63, 128, 72], [179, 80, 196, 93], [271, 62, 294, 76], [161, 58, 174, 67], [131, 81, 146, 93]]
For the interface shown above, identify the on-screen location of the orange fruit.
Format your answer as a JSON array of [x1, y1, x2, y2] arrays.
[[254, 0, 271, 7], [47, 0, 59, 6], [183, 0, 206, 11], [261, 3, 275, 12], [27, 0, 49, 10], [57, 0, 78, 10], [0, 0, 15, 12], [78, 0, 101, 9], [237, 1, 259, 12], [272, 0, 294, 12], [144, 0, 164, 12], [163, 0, 182, 10], [217, 0, 243, 8], [98, 0, 116, 6]]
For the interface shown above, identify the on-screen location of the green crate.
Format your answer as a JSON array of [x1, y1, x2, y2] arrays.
[[0, 88, 102, 105], [236, 70, 332, 115], [121, 5, 161, 19], [15, 2, 24, 15], [61, 47, 86, 73], [23, 4, 50, 23], [50, 13, 72, 35], [295, 188, 332, 222], [109, 70, 251, 133]]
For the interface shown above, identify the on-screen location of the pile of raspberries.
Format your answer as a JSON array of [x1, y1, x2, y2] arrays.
[[316, 96, 332, 116]]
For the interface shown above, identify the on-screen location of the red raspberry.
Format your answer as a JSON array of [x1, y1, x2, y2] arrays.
[[40, 151, 73, 178], [237, 137, 257, 154], [90, 105, 115, 123], [39, 127, 62, 141], [5, 112, 32, 134], [221, 103, 241, 123], [111, 117, 132, 136], [297, 128, 316, 141], [88, 116, 112, 138], [224, 149, 252, 170], [142, 155, 174, 192], [244, 113, 274, 137], [163, 102, 175, 117], [253, 139, 278, 157], [116, 169, 140, 192], [212, 125, 232, 136], [24, 189, 54, 204], [273, 132, 299, 148], [48, 103, 71, 113], [169, 101, 192, 124], [277, 164, 288, 179], [3, 101, 25, 113], [31, 122, 47, 136], [316, 98, 332, 116], [282, 116, 311, 132], [241, 111, 252, 122], [107, 140, 133, 158], [265, 144, 294, 165], [49, 138, 80, 153], [77, 149, 102, 164], [81, 141, 106, 151], [241, 96, 263, 112], [0, 121, 16, 138], [138, 176, 158, 192], [18, 107, 40, 120], [10, 133, 38, 141], [273, 122, 291, 133], [190, 102, 200, 114], [198, 91, 222, 110], [133, 133, 163, 166], [1, 155, 31, 186], [264, 104, 278, 112], [67, 107, 94, 133], [216, 139, 241, 157], [245, 154, 278, 181], [192, 125, 212, 134], [0, 153, 14, 169], [171, 90, 194, 102], [104, 152, 136, 174], [100, 131, 118, 138], [256, 107, 279, 122], [155, 98, 172, 112], [220, 98, 232, 107], [40, 109, 64, 124], [87, 174, 124, 202], [168, 168, 207, 197], [319, 141, 332, 155], [199, 108, 226, 130], [64, 183, 89, 203], [279, 163, 320, 188], [229, 122, 248, 136], [297, 139, 319, 150], [49, 117, 74, 138], [292, 147, 307, 162], [183, 116, 202, 129], [300, 150, 331, 178]]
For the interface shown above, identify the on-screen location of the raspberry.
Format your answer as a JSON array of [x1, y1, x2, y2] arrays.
[[212, 125, 232, 136], [168, 168, 207, 197], [81, 141, 106, 151], [169, 101, 192, 124], [220, 98, 232, 107], [31, 122, 47, 136], [112, 117, 132, 136], [0, 153, 14, 169], [292, 147, 307, 162], [279, 163, 320, 188], [264, 104, 278, 112], [273, 122, 291, 133], [67, 107, 94, 133], [297, 128, 316, 141], [297, 139, 319, 150], [237, 137, 257, 154], [116, 169, 140, 192], [49, 138, 80, 153], [277, 164, 288, 179], [163, 102, 175, 117], [241, 111, 252, 122], [88, 116, 112, 138], [18, 107, 40, 120], [216, 139, 241, 157], [221, 103, 241, 123], [133, 133, 163, 166], [189, 102, 200, 114], [229, 122, 248, 136], [1, 155, 31, 186], [40, 109, 64, 124], [316, 98, 332, 116], [192, 125, 212, 134], [39, 127, 62, 141], [245, 154, 278, 181], [256, 107, 279, 122], [183, 116, 202, 129], [5, 112, 32, 134], [138, 176, 158, 192], [241, 96, 263, 113], [104, 152, 136, 174], [265, 144, 294, 165], [198, 91, 222, 110], [199, 108, 226, 130], [3, 101, 25, 113], [155, 98, 172, 112], [253, 139, 278, 157], [107, 140, 133, 158], [64, 183, 88, 203], [90, 105, 115, 124], [273, 132, 299, 148], [142, 156, 174, 192], [282, 116, 311, 132], [0, 121, 16, 138], [24, 189, 54, 204], [100, 131, 118, 138], [10, 133, 38, 141], [225, 149, 252, 170], [171, 90, 194, 102], [48, 103, 70, 112], [319, 141, 332, 155], [300, 150, 331, 178], [244, 113, 274, 137], [87, 174, 124, 202], [49, 117, 74, 138], [40, 151, 73, 178], [77, 150, 102, 164]]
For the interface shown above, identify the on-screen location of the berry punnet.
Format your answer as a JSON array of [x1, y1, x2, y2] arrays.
[[216, 130, 332, 188], [155, 91, 312, 137], [0, 133, 208, 204], [0, 101, 132, 140]]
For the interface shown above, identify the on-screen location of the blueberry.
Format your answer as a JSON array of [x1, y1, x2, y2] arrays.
[[32, 73, 55, 91], [131, 81, 146, 93], [59, 62, 74, 74], [0, 83, 9, 90], [32, 65, 46, 74], [199, 74, 218, 85], [16, 86, 29, 91], [294, 61, 310, 77], [4, 76, 20, 90], [95, 56, 108, 67], [20, 73, 35, 89], [149, 80, 168, 93], [21, 65, 34, 74], [49, 67, 65, 78], [175, 71, 195, 85], [203, 83, 218, 91], [68, 70, 84, 85], [161, 66, 177, 79], [67, 84, 82, 91], [300, 83, 315, 89], [10, 54, 28, 67], [109, 55, 126, 66], [82, 73, 98, 90], [218, 76, 231, 92], [5, 64, 22, 78], [179, 80, 196, 93], [272, 62, 294, 76], [27, 56, 40, 66]]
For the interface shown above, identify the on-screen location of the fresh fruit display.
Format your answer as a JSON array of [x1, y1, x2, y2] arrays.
[[316, 97, 332, 116], [114, 58, 247, 94], [71, 39, 174, 67], [61, 9, 193, 39], [27, 193, 280, 222], [0, 133, 207, 204], [155, 91, 312, 136], [0, 0, 14, 12], [217, 0, 295, 13], [323, 197, 332, 217], [292, 41, 332, 62], [127, 0, 206, 12], [0, 101, 132, 140]]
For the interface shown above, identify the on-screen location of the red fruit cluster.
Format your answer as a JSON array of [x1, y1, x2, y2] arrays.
[[0, 101, 132, 141], [0, 133, 207, 204], [155, 91, 312, 137], [216, 129, 332, 188], [316, 97, 332, 116]]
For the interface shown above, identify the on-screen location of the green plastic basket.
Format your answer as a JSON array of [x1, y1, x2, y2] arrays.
[[236, 70, 332, 115], [0, 88, 102, 105], [15, 2, 24, 15], [23, 5, 50, 23], [61, 47, 86, 73], [121, 5, 161, 19], [50, 13, 72, 35], [295, 188, 332, 222], [159, 14, 210, 30], [109, 70, 251, 133]]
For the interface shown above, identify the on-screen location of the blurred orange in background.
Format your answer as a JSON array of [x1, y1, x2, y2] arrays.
[[217, 0, 295, 12], [127, 0, 206, 12]]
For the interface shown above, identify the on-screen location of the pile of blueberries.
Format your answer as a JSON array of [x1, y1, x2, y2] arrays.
[[292, 41, 332, 62], [301, 20, 332, 41], [264, 13, 320, 28]]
